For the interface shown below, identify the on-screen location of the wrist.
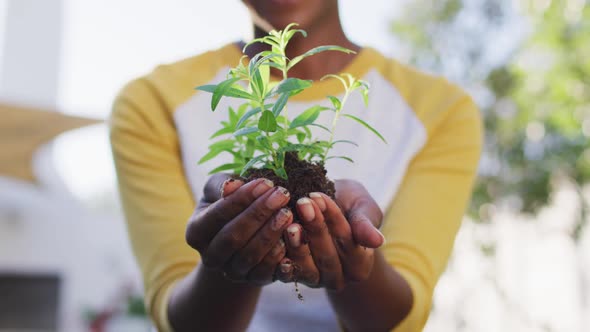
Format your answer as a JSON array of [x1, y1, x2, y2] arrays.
[[197, 263, 263, 290], [168, 264, 263, 331]]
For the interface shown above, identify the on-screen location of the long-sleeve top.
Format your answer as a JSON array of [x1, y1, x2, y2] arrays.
[[109, 43, 482, 331]]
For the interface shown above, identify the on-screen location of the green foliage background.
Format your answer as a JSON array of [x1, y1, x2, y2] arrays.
[[392, 0, 590, 237]]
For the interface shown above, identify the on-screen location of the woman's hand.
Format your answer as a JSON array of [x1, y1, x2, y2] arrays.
[[185, 174, 293, 285], [333, 179, 385, 248], [276, 179, 385, 291]]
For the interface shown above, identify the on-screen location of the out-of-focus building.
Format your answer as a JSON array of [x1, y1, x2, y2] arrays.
[[0, 1, 143, 331]]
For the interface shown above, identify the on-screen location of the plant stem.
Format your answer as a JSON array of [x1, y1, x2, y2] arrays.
[[258, 98, 279, 169], [323, 89, 351, 162], [281, 59, 289, 122]]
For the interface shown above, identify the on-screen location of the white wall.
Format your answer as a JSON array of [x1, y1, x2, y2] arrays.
[[0, 0, 62, 107], [0, 173, 140, 331], [0, 0, 7, 89], [0, 1, 141, 330]]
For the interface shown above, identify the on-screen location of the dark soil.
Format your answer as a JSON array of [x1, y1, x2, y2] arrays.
[[243, 151, 335, 219]]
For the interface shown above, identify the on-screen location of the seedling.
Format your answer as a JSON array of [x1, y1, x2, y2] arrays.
[[196, 23, 385, 194], [195, 23, 387, 299]]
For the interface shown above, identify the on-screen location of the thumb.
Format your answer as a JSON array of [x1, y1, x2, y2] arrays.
[[349, 213, 385, 249]]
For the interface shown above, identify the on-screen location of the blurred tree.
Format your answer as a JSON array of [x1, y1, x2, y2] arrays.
[[392, 0, 590, 238]]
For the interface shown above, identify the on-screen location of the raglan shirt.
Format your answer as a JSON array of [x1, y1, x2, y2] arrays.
[[110, 43, 482, 332]]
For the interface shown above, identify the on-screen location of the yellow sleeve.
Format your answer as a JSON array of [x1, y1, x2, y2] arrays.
[[381, 93, 482, 331], [109, 78, 198, 331]]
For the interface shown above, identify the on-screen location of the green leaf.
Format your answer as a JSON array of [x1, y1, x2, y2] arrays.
[[342, 114, 387, 143], [288, 45, 356, 70], [270, 129, 287, 142], [229, 59, 249, 80], [196, 83, 253, 100], [194, 84, 217, 93], [196, 81, 254, 110], [321, 74, 348, 88], [278, 143, 323, 157], [327, 95, 342, 110], [198, 148, 226, 164], [274, 78, 313, 96], [284, 28, 307, 41], [274, 167, 288, 180], [278, 143, 308, 153], [283, 23, 307, 41], [251, 52, 286, 74], [314, 140, 331, 148], [228, 107, 238, 125], [276, 151, 285, 168], [265, 62, 283, 70], [276, 115, 288, 126], [303, 126, 312, 140], [331, 139, 359, 147], [208, 163, 243, 175], [212, 77, 240, 110], [240, 155, 267, 177], [242, 36, 281, 52], [205, 139, 235, 156], [235, 103, 249, 118], [209, 139, 235, 149], [326, 155, 354, 163], [228, 150, 242, 160], [283, 23, 302, 33], [250, 67, 265, 99], [258, 61, 270, 92], [297, 132, 306, 143], [248, 52, 265, 73], [258, 110, 278, 132], [361, 88, 369, 107], [307, 142, 326, 154], [234, 126, 259, 137], [256, 135, 273, 150], [210, 126, 234, 139], [354, 81, 370, 107], [309, 123, 332, 133], [236, 105, 272, 129], [244, 138, 255, 159], [289, 106, 327, 129], [272, 92, 290, 117]]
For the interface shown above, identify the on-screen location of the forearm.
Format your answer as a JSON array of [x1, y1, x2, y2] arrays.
[[327, 250, 413, 332], [168, 264, 262, 332]]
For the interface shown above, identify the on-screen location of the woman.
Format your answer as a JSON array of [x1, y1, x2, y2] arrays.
[[110, 0, 482, 331]]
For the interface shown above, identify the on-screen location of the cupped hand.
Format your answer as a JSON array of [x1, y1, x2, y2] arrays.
[[276, 179, 385, 291], [185, 173, 293, 286], [333, 179, 385, 248]]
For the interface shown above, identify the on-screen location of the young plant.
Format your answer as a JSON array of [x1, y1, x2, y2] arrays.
[[196, 23, 386, 180]]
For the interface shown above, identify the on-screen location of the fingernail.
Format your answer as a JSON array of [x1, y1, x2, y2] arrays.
[[220, 179, 235, 197], [297, 197, 315, 222], [280, 261, 292, 273], [287, 224, 301, 247], [252, 179, 274, 198], [265, 187, 290, 210], [309, 192, 326, 211], [377, 229, 386, 245], [272, 208, 291, 231], [271, 239, 285, 256]]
